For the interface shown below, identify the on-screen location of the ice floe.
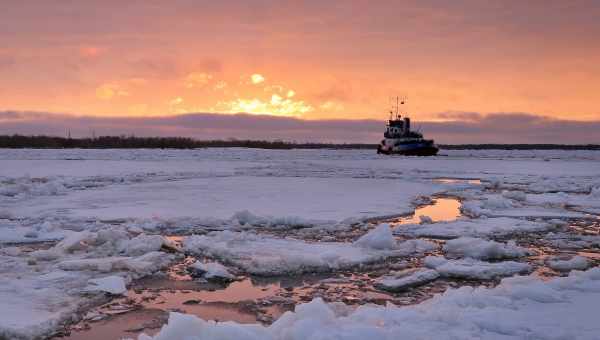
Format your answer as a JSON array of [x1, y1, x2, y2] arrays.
[[189, 261, 235, 282], [184, 231, 435, 275], [375, 268, 440, 292], [424, 256, 531, 280], [85, 275, 127, 295], [395, 217, 551, 238]]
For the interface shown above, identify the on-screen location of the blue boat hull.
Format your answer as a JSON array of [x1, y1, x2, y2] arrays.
[[377, 143, 439, 156]]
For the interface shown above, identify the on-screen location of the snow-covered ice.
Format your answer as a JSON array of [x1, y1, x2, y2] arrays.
[[375, 268, 440, 292], [183, 230, 435, 276], [4, 176, 441, 223], [395, 217, 551, 238]]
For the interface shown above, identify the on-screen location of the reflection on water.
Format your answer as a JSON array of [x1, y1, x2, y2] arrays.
[[58, 277, 283, 340], [57, 309, 166, 340], [578, 251, 600, 260], [395, 198, 462, 225], [131, 278, 279, 305], [433, 178, 481, 185]]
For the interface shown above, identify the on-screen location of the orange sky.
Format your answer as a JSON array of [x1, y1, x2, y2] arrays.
[[1, 1, 599, 121]]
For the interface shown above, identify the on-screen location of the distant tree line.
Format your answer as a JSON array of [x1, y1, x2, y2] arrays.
[[0, 135, 375, 149], [0, 135, 598, 150], [438, 144, 600, 150]]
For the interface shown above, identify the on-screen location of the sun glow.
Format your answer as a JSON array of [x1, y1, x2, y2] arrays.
[[250, 74, 265, 84], [213, 96, 313, 117]]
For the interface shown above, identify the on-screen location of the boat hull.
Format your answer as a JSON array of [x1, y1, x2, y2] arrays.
[[377, 144, 439, 156]]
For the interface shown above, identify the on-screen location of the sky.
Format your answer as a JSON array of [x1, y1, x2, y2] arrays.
[[1, 1, 599, 142]]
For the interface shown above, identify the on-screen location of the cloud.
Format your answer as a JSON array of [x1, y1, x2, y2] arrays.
[[0, 54, 16, 70], [129, 58, 181, 79], [196, 58, 223, 73], [250, 74, 265, 84], [169, 97, 183, 106], [79, 46, 105, 59], [95, 83, 129, 100], [184, 72, 213, 88], [0, 111, 598, 144], [435, 111, 483, 121]]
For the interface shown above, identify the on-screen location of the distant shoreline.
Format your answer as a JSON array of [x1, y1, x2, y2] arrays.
[[0, 135, 598, 150]]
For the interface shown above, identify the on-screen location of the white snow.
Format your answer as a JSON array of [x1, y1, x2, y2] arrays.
[[424, 256, 531, 280], [443, 237, 529, 260], [184, 231, 434, 275], [141, 268, 600, 340], [375, 268, 440, 292], [85, 275, 127, 295]]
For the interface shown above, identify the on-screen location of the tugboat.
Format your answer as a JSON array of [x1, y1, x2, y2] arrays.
[[377, 97, 438, 156]]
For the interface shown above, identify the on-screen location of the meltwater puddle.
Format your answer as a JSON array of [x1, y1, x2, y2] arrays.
[[392, 197, 462, 225], [58, 274, 288, 339]]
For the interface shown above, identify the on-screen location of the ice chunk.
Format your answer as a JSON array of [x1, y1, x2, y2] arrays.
[[353, 224, 396, 250], [29, 249, 62, 261], [189, 261, 235, 281], [443, 237, 529, 260], [375, 268, 439, 292], [85, 275, 127, 295], [55, 231, 96, 253], [397, 239, 438, 254], [119, 234, 166, 256], [547, 256, 590, 272], [58, 257, 125, 272], [58, 252, 173, 274], [502, 190, 527, 201], [424, 256, 531, 280], [120, 251, 174, 274]]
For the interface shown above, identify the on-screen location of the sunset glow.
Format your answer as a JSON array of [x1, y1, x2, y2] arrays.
[[1, 1, 599, 140]]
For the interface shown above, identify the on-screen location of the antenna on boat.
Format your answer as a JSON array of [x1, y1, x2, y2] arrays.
[[388, 95, 407, 120]]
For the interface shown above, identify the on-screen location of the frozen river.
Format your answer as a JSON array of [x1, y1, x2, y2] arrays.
[[0, 148, 599, 339]]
